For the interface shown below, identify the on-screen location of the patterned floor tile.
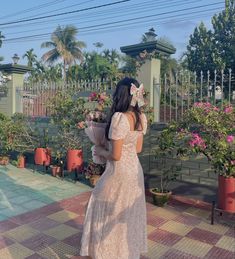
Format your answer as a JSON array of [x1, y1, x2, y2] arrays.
[[215, 235, 235, 252], [197, 221, 229, 235], [142, 240, 169, 259], [4, 225, 39, 242], [38, 241, 79, 259], [186, 227, 222, 245], [173, 237, 212, 257], [150, 207, 179, 220], [20, 233, 57, 251], [0, 236, 14, 249], [29, 218, 61, 231], [147, 225, 156, 235], [159, 220, 194, 236], [174, 213, 202, 226], [147, 214, 167, 228], [25, 254, 46, 259], [47, 210, 78, 223], [43, 224, 78, 240], [63, 232, 83, 247], [224, 227, 235, 238], [0, 220, 19, 233], [160, 248, 201, 259], [0, 243, 34, 259], [204, 246, 235, 259], [65, 217, 84, 231], [148, 229, 182, 246], [184, 207, 211, 219]]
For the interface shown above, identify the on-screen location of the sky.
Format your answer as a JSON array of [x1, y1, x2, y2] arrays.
[[0, 0, 225, 65]]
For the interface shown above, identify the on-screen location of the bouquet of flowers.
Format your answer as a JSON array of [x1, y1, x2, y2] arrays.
[[84, 92, 111, 164], [84, 160, 106, 179]]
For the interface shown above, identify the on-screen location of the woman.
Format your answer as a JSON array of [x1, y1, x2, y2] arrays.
[[80, 77, 148, 259]]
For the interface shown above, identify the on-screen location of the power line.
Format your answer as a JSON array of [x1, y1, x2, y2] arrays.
[[0, 0, 130, 27], [0, 0, 175, 30], [3, 7, 222, 44], [4, 0, 198, 35], [18, 0, 97, 20], [2, 2, 224, 42], [0, 0, 67, 20]]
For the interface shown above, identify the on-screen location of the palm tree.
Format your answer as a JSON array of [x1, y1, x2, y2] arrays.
[[0, 31, 4, 48], [41, 25, 86, 80], [22, 48, 37, 67]]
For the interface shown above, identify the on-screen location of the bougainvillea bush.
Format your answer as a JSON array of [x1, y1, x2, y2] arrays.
[[158, 102, 235, 177]]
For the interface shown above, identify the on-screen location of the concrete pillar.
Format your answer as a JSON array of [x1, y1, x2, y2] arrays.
[[137, 58, 161, 122], [0, 64, 31, 117]]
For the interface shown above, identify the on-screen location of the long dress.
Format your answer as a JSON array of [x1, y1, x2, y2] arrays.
[[80, 112, 148, 259]]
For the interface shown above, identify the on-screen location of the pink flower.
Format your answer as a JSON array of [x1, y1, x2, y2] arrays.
[[226, 135, 234, 143], [224, 106, 233, 113], [189, 133, 206, 149], [231, 160, 235, 165]]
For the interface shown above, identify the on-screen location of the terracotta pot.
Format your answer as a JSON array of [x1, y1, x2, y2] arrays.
[[17, 155, 25, 168], [149, 188, 172, 207], [218, 175, 235, 213], [89, 175, 101, 186], [66, 149, 83, 172], [0, 156, 9, 165], [51, 166, 62, 177], [34, 148, 51, 166]]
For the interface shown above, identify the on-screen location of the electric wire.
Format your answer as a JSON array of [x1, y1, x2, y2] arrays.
[[2, 2, 224, 43]]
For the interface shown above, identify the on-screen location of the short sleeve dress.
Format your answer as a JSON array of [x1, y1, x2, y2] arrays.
[[80, 112, 148, 259]]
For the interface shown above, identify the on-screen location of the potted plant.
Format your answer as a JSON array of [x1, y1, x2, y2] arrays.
[[34, 128, 51, 166], [158, 102, 235, 212], [50, 151, 64, 177], [149, 165, 180, 206], [84, 160, 106, 186], [11, 113, 38, 168]]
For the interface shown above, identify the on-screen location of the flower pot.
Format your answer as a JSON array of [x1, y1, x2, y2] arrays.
[[34, 148, 51, 166], [17, 155, 25, 168], [51, 166, 62, 177], [89, 175, 101, 186], [0, 156, 9, 165], [66, 149, 83, 172], [149, 188, 172, 207], [218, 175, 235, 213]]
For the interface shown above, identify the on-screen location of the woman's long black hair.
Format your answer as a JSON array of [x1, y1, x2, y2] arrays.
[[105, 77, 142, 140]]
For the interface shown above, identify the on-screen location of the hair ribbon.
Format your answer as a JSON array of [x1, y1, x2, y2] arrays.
[[130, 83, 145, 107]]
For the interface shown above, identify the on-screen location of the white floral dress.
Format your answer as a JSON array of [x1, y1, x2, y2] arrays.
[[80, 112, 148, 259]]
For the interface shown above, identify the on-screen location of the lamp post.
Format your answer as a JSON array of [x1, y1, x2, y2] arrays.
[[12, 53, 20, 65]]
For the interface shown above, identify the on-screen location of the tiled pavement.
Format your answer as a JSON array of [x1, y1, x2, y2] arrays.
[[0, 165, 235, 259]]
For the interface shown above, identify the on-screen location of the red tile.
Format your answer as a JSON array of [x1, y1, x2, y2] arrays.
[[0, 220, 19, 233], [148, 229, 182, 246], [174, 214, 202, 226], [66, 204, 86, 215], [161, 248, 201, 259], [186, 227, 222, 245], [147, 214, 167, 227], [29, 218, 60, 231], [33, 202, 62, 216], [21, 233, 57, 251], [11, 210, 45, 225], [204, 246, 235, 259], [0, 236, 14, 249], [63, 232, 83, 247]]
